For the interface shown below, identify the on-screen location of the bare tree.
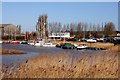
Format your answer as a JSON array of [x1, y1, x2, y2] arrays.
[[103, 22, 116, 37], [62, 24, 67, 32], [66, 24, 70, 32], [83, 23, 88, 38], [70, 23, 74, 36], [58, 22, 62, 32], [76, 22, 82, 37]]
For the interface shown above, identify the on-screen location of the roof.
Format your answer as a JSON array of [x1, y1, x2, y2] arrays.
[[0, 24, 11, 27], [0, 24, 17, 28]]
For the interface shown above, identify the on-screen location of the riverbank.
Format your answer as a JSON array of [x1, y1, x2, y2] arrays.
[[51, 40, 120, 52], [3, 51, 118, 78], [0, 49, 26, 55]]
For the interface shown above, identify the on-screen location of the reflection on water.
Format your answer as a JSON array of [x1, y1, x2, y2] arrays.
[[1, 44, 106, 65]]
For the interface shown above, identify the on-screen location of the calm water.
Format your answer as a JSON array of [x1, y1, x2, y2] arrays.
[[1, 44, 105, 65]]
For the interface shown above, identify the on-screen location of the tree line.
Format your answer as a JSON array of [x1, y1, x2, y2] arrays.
[[47, 22, 116, 38]]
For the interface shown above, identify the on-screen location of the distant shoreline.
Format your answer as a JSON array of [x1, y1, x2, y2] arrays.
[[52, 40, 120, 52]]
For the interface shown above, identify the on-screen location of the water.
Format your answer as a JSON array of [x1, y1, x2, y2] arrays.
[[1, 44, 106, 65], [1, 44, 62, 64]]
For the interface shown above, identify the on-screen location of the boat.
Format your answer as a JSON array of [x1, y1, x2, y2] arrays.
[[76, 44, 88, 50], [20, 41, 28, 44], [42, 43, 56, 47], [86, 38, 97, 43], [0, 41, 3, 44], [10, 41, 20, 44], [28, 40, 35, 46], [3, 41, 10, 44], [34, 41, 44, 47], [62, 43, 75, 49], [34, 41, 56, 47]]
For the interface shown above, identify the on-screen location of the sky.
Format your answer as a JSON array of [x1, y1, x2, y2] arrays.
[[1, 0, 120, 2], [1, 2, 119, 32], [118, 2, 120, 31]]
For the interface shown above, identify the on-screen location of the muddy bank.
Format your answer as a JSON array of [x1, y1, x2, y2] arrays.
[[3, 51, 118, 78], [0, 49, 26, 55]]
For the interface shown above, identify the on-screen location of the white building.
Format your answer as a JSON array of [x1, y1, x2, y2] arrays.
[[49, 32, 70, 40]]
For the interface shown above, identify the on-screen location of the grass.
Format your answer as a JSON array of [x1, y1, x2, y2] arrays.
[[3, 51, 118, 78], [0, 64, 4, 79]]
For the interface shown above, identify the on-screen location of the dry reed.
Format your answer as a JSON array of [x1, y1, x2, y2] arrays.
[[3, 51, 118, 78]]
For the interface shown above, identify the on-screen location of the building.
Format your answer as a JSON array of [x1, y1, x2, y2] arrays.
[[49, 32, 70, 40], [0, 24, 21, 38], [36, 15, 48, 41], [0, 26, 4, 40]]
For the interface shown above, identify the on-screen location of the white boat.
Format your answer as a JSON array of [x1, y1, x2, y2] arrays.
[[34, 41, 55, 47], [42, 43, 56, 47], [28, 40, 35, 46], [34, 41, 44, 46], [86, 39, 97, 43], [28, 42, 35, 46], [76, 44, 88, 50], [0, 41, 3, 44]]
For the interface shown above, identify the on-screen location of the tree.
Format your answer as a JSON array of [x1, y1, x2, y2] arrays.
[[103, 22, 116, 37], [70, 23, 74, 36], [83, 23, 88, 38], [58, 22, 62, 32], [62, 24, 67, 32], [76, 22, 82, 37], [66, 24, 70, 32]]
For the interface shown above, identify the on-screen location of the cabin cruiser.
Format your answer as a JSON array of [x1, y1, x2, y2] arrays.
[[34, 41, 44, 46], [86, 38, 97, 43], [42, 43, 56, 47], [76, 44, 88, 50], [34, 41, 56, 47]]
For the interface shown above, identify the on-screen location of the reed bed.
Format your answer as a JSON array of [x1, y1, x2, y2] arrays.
[[0, 64, 4, 79], [0, 49, 26, 55], [3, 51, 118, 78]]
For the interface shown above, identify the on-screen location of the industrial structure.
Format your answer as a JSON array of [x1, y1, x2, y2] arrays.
[[36, 15, 48, 41]]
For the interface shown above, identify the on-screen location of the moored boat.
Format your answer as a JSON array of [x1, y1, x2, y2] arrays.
[[76, 44, 88, 50], [20, 41, 28, 44], [34, 41, 44, 46], [0, 41, 3, 44], [28, 40, 35, 46], [42, 43, 56, 47], [10, 41, 20, 44]]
